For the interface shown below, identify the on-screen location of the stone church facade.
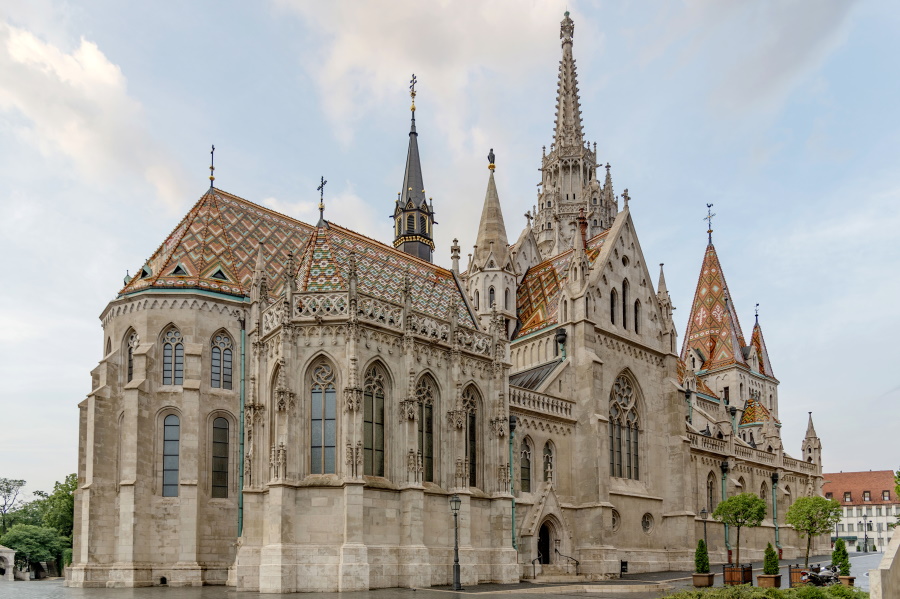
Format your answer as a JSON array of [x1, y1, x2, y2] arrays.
[[68, 12, 827, 592]]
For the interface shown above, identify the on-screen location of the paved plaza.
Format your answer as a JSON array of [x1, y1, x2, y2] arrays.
[[0, 553, 883, 599]]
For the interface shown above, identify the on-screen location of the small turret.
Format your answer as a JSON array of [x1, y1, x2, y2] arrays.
[[801, 412, 822, 466]]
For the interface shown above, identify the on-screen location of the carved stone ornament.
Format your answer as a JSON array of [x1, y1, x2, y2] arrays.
[[399, 399, 418, 422], [490, 416, 507, 439], [447, 409, 466, 430], [343, 387, 362, 412]]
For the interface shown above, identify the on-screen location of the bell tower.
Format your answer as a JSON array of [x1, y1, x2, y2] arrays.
[[393, 74, 436, 262]]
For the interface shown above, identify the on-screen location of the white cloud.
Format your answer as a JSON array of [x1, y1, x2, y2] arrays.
[[262, 183, 383, 240], [0, 21, 190, 211]]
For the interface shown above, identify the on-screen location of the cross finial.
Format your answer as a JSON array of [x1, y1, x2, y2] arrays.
[[705, 203, 716, 244], [409, 74, 417, 111], [317, 176, 327, 223], [622, 188, 630, 207], [209, 145, 215, 187], [755, 303, 760, 324]]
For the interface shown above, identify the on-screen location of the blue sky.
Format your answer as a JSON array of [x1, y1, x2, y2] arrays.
[[1, 0, 898, 495]]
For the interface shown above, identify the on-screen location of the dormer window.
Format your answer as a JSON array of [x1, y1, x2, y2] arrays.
[[863, 491, 871, 502], [844, 492, 852, 502], [884, 490, 891, 501], [210, 268, 228, 281]]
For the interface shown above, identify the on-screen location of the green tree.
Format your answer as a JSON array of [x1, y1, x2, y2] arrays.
[[832, 538, 850, 576], [712, 492, 766, 566], [0, 478, 26, 533], [7, 491, 49, 529], [42, 474, 76, 542], [763, 542, 779, 575], [695, 538, 710, 574], [0, 524, 64, 570], [785, 496, 842, 567]]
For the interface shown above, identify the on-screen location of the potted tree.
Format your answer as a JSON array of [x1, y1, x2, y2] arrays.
[[713, 493, 766, 585], [784, 496, 842, 567], [693, 539, 714, 587], [757, 542, 781, 587], [832, 538, 853, 586]]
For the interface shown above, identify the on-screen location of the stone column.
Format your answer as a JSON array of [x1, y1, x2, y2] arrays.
[[338, 481, 368, 591]]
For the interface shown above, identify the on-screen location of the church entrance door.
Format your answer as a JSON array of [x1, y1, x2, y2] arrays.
[[538, 522, 551, 564]]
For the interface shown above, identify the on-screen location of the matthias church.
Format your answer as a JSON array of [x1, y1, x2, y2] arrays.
[[68, 12, 826, 592]]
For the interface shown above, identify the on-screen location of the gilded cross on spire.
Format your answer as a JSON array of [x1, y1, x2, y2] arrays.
[[409, 74, 417, 112], [705, 203, 716, 244], [209, 144, 215, 188], [317, 176, 327, 225]]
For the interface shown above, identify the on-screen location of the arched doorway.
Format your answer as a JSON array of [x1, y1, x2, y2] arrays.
[[538, 522, 552, 564]]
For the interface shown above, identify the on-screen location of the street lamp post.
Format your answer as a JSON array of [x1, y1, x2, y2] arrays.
[[858, 518, 872, 552], [700, 507, 708, 547], [450, 494, 462, 590]]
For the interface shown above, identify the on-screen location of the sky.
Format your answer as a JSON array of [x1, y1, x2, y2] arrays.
[[1, 0, 898, 497]]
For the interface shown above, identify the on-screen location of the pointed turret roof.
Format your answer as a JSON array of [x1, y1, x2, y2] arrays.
[[739, 395, 780, 426], [552, 11, 584, 148], [657, 263, 668, 295], [295, 221, 346, 293], [400, 109, 427, 208], [472, 166, 509, 268], [750, 320, 776, 379], [681, 242, 748, 370], [805, 412, 818, 438]]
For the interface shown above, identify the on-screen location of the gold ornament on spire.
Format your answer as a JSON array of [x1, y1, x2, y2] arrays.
[[409, 74, 417, 112], [209, 144, 215, 187]]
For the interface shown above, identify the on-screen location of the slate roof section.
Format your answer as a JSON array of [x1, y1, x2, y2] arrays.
[[680, 243, 748, 371], [515, 231, 608, 337], [823, 470, 899, 506], [510, 359, 562, 391], [472, 169, 509, 268], [120, 187, 477, 329]]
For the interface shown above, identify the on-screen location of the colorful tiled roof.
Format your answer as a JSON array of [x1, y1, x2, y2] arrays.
[[515, 232, 608, 337], [680, 243, 748, 370], [750, 321, 776, 379], [676, 360, 720, 399], [822, 470, 899, 506], [739, 395, 779, 426], [120, 187, 477, 328], [121, 188, 313, 298], [294, 222, 477, 328]]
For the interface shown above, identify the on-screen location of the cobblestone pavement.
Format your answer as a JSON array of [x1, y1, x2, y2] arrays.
[[0, 554, 885, 599]]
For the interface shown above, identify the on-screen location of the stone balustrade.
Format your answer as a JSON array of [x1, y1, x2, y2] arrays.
[[688, 432, 820, 477], [509, 387, 575, 420]]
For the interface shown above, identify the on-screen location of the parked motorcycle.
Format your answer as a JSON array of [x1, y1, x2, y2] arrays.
[[801, 564, 840, 586]]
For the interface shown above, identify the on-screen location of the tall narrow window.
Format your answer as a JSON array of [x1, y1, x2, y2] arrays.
[[520, 439, 532, 493], [609, 374, 640, 480], [634, 301, 641, 334], [210, 332, 234, 389], [126, 330, 138, 383], [489, 286, 496, 308], [622, 280, 629, 330], [610, 289, 618, 325], [707, 472, 717, 511], [462, 386, 480, 487], [543, 442, 554, 483], [106, 338, 112, 356], [416, 376, 436, 482], [504, 288, 510, 310], [162, 414, 180, 497], [419, 215, 426, 233], [407, 215, 415, 232], [162, 327, 184, 386], [211, 417, 229, 498], [363, 365, 386, 477], [474, 290, 480, 310], [310, 362, 337, 474], [760, 481, 769, 516]]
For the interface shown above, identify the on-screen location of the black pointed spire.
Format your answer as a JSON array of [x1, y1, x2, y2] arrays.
[[393, 74, 435, 262]]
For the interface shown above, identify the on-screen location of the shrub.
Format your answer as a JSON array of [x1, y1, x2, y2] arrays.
[[763, 542, 779, 575], [660, 583, 870, 598], [871, 544, 876, 551], [831, 538, 850, 577], [856, 545, 861, 552], [62, 548, 73, 566], [695, 538, 710, 574]]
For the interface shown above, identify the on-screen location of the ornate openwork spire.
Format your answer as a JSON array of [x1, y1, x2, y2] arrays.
[[553, 11, 584, 148]]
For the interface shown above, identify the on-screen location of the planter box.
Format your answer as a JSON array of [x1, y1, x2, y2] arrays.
[[839, 576, 855, 587], [693, 573, 715, 587], [789, 565, 804, 588], [723, 564, 752, 586], [757, 574, 782, 588]]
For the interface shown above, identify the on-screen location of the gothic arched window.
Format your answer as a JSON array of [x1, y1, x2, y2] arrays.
[[210, 332, 234, 390], [543, 442, 554, 483], [416, 375, 436, 483], [363, 365, 386, 477], [211, 417, 229, 498], [610, 289, 618, 325], [707, 472, 717, 511], [162, 327, 184, 386], [474, 290, 480, 310], [310, 361, 337, 474], [462, 386, 480, 487], [406, 214, 415, 233], [125, 330, 138, 383], [520, 438, 532, 493], [608, 375, 640, 480], [504, 288, 510, 310], [621, 280, 630, 330], [162, 414, 180, 497], [634, 301, 641, 334], [760, 481, 769, 516], [489, 286, 495, 308], [419, 215, 426, 234]]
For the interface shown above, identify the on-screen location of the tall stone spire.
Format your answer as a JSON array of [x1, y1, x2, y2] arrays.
[[472, 150, 508, 269], [393, 74, 435, 262], [553, 11, 584, 148]]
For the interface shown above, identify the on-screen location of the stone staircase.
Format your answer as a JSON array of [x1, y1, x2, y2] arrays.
[[526, 563, 589, 584]]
